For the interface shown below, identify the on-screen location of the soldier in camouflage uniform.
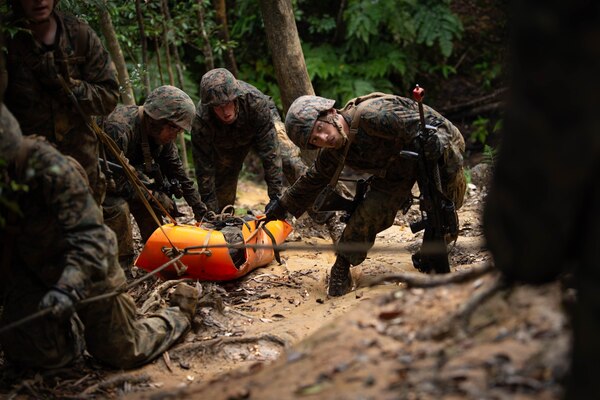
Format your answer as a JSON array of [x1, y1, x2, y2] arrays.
[[191, 68, 284, 213], [101, 85, 209, 271], [4, 0, 119, 204], [266, 94, 466, 296], [0, 103, 198, 369]]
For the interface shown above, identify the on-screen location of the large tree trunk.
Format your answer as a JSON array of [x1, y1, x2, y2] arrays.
[[160, 0, 189, 174], [259, 0, 316, 164], [97, 1, 135, 105], [134, 0, 151, 97], [154, 37, 165, 86], [197, 0, 214, 72], [161, 0, 186, 90], [160, 0, 175, 86], [212, 0, 239, 76], [258, 0, 314, 112]]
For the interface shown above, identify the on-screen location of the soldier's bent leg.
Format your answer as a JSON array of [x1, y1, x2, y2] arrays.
[[79, 292, 191, 369], [129, 198, 162, 242], [338, 187, 407, 266], [215, 164, 243, 212], [103, 195, 135, 272]]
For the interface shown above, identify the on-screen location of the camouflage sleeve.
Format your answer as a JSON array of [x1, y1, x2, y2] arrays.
[[40, 146, 110, 299], [358, 97, 418, 144], [70, 22, 119, 116], [251, 97, 283, 201], [159, 142, 207, 214], [191, 110, 219, 212], [280, 149, 339, 217]]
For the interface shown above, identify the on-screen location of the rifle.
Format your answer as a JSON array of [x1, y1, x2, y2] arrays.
[[101, 158, 185, 217], [399, 85, 457, 274], [101, 158, 183, 199], [312, 178, 370, 223]]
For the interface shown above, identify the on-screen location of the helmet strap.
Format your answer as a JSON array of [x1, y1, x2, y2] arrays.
[[323, 111, 348, 142]]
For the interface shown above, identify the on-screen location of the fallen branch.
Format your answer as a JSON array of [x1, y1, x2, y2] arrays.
[[171, 334, 288, 358], [418, 274, 508, 341], [225, 306, 257, 320], [79, 372, 151, 396], [364, 261, 494, 288]]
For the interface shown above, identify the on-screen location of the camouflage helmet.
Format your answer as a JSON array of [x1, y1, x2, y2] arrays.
[[200, 68, 242, 107], [144, 85, 195, 131], [0, 104, 23, 164], [285, 95, 336, 150]]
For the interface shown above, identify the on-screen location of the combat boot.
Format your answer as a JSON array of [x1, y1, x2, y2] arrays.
[[170, 283, 199, 321], [328, 256, 352, 297]]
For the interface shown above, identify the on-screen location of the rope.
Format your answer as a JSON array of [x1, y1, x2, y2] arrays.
[[0, 254, 185, 336], [0, 235, 467, 336]]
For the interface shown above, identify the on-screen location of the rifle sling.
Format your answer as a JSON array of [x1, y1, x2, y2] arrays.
[[261, 225, 282, 265], [326, 102, 368, 188], [138, 106, 154, 175]]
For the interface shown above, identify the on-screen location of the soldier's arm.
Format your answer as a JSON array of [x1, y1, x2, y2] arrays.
[[280, 149, 338, 217], [70, 23, 119, 116], [41, 146, 109, 299], [190, 112, 219, 212]]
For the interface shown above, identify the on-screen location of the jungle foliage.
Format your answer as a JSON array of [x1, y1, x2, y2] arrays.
[[3, 0, 507, 155], [53, 0, 505, 110]]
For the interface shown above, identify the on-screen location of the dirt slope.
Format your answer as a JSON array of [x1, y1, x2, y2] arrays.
[[0, 181, 570, 399]]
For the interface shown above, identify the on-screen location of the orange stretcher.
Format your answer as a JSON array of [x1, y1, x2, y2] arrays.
[[135, 218, 293, 281]]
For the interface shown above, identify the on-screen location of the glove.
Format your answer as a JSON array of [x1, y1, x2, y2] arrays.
[[32, 52, 62, 89], [423, 133, 443, 161], [264, 198, 288, 222], [39, 288, 76, 320], [154, 191, 175, 215], [193, 205, 216, 221], [265, 197, 279, 214]]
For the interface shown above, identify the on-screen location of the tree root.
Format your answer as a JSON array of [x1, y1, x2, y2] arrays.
[[363, 261, 494, 289], [417, 274, 508, 341], [171, 334, 288, 358]]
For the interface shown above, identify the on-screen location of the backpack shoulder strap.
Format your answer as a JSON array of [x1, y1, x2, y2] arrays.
[[138, 106, 154, 174], [327, 96, 385, 187]]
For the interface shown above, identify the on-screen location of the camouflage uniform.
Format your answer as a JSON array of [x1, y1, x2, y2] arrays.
[[191, 68, 283, 212], [0, 104, 190, 369], [282, 94, 466, 269], [101, 88, 207, 262], [4, 9, 119, 204]]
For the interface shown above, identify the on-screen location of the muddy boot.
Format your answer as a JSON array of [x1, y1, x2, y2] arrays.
[[328, 257, 352, 297], [170, 284, 200, 321]]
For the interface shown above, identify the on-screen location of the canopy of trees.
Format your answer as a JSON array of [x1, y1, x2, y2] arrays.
[[53, 0, 505, 110]]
